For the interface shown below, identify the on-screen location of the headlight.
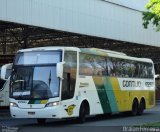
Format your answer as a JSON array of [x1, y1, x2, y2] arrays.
[[10, 102, 18, 107], [45, 101, 59, 107]]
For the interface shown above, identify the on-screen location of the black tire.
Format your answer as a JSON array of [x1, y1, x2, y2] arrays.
[[137, 99, 145, 115], [131, 99, 138, 116], [78, 103, 86, 123], [37, 118, 46, 124]]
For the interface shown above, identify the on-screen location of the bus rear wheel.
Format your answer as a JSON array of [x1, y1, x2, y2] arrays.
[[137, 99, 145, 115], [131, 99, 138, 116], [37, 118, 46, 124]]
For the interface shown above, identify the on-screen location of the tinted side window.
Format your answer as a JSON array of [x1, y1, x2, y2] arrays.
[[79, 53, 107, 76], [79, 53, 154, 79]]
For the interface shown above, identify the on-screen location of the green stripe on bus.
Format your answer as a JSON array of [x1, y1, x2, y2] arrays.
[[104, 77, 118, 113], [93, 77, 112, 113]]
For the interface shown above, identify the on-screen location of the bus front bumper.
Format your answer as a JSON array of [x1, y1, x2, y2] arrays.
[[10, 106, 61, 119]]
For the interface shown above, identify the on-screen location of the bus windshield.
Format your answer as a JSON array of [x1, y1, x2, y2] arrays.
[[10, 51, 61, 100]]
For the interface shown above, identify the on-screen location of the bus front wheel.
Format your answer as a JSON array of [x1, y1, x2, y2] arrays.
[[78, 101, 90, 123]]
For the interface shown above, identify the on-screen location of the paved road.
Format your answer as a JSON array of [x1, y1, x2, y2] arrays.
[[0, 104, 160, 132]]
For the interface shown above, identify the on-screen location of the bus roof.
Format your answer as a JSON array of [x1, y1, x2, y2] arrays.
[[18, 46, 79, 52], [80, 48, 126, 56], [17, 47, 153, 63], [80, 48, 153, 63]]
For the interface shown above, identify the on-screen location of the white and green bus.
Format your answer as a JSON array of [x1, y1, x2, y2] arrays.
[[9, 47, 155, 124], [0, 63, 12, 107]]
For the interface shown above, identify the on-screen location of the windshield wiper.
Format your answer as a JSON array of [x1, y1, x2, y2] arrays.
[[48, 70, 52, 87]]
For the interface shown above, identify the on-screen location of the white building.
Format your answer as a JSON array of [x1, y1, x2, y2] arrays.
[[0, 0, 160, 47]]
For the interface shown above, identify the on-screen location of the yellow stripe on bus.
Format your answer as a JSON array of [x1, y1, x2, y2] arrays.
[[109, 77, 128, 111], [110, 77, 155, 112]]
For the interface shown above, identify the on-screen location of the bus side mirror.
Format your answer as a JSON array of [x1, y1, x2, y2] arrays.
[[57, 62, 65, 79]]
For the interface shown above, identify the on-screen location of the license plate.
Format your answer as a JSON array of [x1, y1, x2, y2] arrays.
[[28, 112, 35, 115]]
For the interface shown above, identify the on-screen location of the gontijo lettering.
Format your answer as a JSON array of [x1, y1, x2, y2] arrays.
[[123, 80, 141, 87]]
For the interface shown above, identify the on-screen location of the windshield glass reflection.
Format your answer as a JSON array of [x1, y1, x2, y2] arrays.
[[11, 66, 59, 99]]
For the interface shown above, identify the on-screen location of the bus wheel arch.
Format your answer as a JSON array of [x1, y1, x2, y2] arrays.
[[131, 98, 139, 116], [137, 97, 146, 115], [78, 99, 90, 123]]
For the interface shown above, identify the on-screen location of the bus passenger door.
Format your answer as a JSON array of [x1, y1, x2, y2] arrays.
[[60, 51, 77, 118], [61, 72, 77, 117]]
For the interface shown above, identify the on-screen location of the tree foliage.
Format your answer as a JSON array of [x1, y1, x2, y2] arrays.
[[143, 0, 160, 31]]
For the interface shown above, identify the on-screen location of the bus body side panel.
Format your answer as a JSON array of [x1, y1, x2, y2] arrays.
[[54, 76, 155, 118], [91, 77, 155, 114], [128, 90, 155, 109], [77, 76, 104, 115], [92, 76, 118, 114], [109, 77, 130, 112], [110, 78, 155, 112]]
